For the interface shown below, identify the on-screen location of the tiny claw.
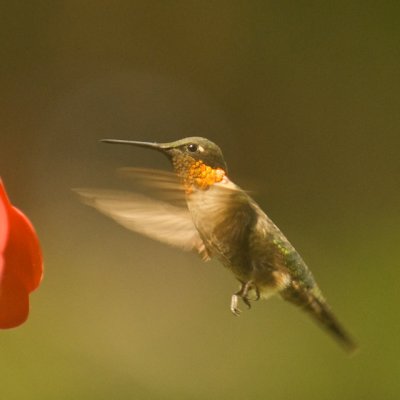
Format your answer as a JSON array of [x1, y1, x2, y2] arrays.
[[230, 294, 242, 316], [232, 308, 241, 316], [242, 297, 252, 309], [254, 286, 260, 301]]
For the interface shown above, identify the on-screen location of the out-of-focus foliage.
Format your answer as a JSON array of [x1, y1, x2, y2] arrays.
[[1, 2, 399, 399]]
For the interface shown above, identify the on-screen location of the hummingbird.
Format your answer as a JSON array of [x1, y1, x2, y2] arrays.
[[76, 137, 357, 353]]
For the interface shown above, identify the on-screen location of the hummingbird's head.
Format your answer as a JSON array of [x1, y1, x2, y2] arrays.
[[101, 137, 228, 190]]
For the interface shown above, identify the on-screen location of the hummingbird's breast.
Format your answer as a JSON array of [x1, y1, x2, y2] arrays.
[[186, 177, 296, 297], [186, 177, 259, 279]]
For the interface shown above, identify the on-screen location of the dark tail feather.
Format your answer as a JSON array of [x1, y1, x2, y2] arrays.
[[281, 284, 358, 354], [306, 296, 358, 354]]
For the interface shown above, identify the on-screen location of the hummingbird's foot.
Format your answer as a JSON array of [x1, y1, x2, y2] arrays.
[[253, 285, 260, 301], [241, 280, 260, 305], [230, 294, 242, 316], [242, 296, 252, 309], [230, 281, 259, 315]]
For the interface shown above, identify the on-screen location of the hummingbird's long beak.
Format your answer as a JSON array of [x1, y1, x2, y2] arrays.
[[100, 139, 170, 153]]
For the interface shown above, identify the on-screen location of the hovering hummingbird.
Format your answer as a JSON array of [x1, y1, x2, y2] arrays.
[[77, 137, 357, 352]]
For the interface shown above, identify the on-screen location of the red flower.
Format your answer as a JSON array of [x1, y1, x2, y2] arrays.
[[0, 179, 43, 328]]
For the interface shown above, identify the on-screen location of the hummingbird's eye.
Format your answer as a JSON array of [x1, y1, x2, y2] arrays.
[[187, 143, 198, 152]]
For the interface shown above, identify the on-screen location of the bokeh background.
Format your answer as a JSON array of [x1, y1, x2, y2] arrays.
[[1, 2, 399, 399]]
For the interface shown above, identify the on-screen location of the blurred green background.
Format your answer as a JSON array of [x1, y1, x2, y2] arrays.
[[1, 1, 399, 399]]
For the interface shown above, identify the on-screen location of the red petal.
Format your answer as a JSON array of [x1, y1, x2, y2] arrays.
[[6, 207, 43, 292], [0, 272, 29, 328], [0, 180, 43, 329]]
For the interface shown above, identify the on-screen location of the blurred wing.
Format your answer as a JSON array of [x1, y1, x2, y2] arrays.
[[118, 167, 180, 185], [74, 188, 210, 260], [117, 167, 187, 206]]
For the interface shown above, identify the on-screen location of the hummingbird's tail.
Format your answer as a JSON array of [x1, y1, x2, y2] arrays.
[[281, 283, 358, 354]]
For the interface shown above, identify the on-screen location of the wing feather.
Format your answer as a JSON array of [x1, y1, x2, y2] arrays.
[[75, 188, 209, 260]]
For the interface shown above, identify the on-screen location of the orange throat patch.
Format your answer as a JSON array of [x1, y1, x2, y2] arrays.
[[184, 161, 226, 192]]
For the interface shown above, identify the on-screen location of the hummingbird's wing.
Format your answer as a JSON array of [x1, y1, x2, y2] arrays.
[[117, 167, 187, 206], [74, 169, 209, 260]]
